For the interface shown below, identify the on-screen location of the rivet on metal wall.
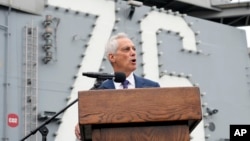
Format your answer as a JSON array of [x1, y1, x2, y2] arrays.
[[73, 75, 77, 79], [66, 96, 71, 101], [55, 6, 59, 10], [186, 74, 192, 78], [157, 41, 162, 46], [85, 44, 89, 48], [159, 8, 165, 12], [162, 70, 168, 74], [166, 30, 171, 34], [141, 73, 146, 77], [159, 73, 164, 78], [140, 62, 145, 66], [57, 120, 62, 124], [112, 27, 118, 32], [140, 51, 144, 55], [138, 30, 142, 34], [115, 8, 121, 13], [151, 6, 157, 11], [53, 132, 58, 137], [156, 30, 161, 35], [103, 57, 107, 61], [166, 9, 173, 14], [181, 14, 187, 18], [203, 113, 209, 117], [44, 4, 49, 8], [99, 68, 104, 72], [158, 63, 163, 67], [195, 31, 200, 35], [180, 48, 185, 52], [75, 11, 79, 14], [204, 123, 209, 128], [77, 64, 81, 68], [205, 134, 210, 139], [179, 36, 184, 40], [139, 41, 143, 44], [69, 86, 74, 90], [99, 66, 105, 71], [85, 13, 89, 16], [193, 83, 199, 86], [158, 51, 163, 56], [143, 13, 149, 18], [177, 73, 184, 77], [137, 19, 142, 23], [202, 102, 208, 107], [201, 92, 206, 96], [188, 22, 194, 26], [169, 71, 176, 76], [174, 11, 180, 16], [65, 9, 69, 12], [88, 34, 92, 38], [196, 40, 201, 45], [81, 53, 85, 58], [115, 18, 121, 23], [92, 24, 96, 28], [196, 50, 202, 55], [175, 32, 180, 36]]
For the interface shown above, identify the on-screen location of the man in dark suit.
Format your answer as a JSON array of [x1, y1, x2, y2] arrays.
[[98, 32, 160, 89], [75, 32, 160, 140]]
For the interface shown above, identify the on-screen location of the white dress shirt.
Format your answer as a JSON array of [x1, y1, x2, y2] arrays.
[[114, 72, 135, 89]]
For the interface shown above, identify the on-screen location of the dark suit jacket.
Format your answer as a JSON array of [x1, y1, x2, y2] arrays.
[[98, 74, 160, 89]]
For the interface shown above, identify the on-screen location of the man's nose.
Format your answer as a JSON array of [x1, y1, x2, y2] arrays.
[[130, 48, 136, 56]]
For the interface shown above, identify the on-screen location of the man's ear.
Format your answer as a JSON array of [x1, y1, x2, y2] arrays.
[[108, 54, 115, 63]]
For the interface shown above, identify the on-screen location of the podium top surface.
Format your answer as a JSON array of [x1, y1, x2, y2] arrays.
[[78, 87, 202, 131]]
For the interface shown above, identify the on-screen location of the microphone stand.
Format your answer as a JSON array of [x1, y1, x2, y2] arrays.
[[20, 79, 104, 141], [20, 98, 78, 141]]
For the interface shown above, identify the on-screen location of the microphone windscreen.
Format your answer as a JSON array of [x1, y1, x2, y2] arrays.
[[114, 72, 126, 82]]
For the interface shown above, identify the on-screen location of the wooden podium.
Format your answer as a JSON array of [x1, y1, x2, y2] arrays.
[[78, 87, 202, 141]]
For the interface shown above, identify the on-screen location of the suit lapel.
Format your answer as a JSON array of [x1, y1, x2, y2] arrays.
[[102, 79, 115, 89], [134, 74, 145, 88]]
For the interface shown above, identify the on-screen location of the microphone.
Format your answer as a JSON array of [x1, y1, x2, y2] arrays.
[[82, 72, 126, 82]]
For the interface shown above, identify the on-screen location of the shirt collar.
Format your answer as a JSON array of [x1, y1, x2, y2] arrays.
[[114, 72, 135, 89]]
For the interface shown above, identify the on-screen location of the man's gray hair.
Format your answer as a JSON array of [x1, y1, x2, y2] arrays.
[[105, 32, 129, 57]]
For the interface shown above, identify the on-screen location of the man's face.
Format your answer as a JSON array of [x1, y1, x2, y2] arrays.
[[109, 37, 137, 75]]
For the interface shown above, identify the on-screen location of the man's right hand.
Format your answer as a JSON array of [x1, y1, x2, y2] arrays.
[[75, 123, 81, 140]]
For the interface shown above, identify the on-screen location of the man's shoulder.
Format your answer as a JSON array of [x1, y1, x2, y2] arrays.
[[134, 75, 160, 87], [98, 79, 115, 89]]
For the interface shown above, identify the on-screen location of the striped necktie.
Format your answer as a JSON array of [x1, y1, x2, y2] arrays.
[[122, 80, 129, 89]]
